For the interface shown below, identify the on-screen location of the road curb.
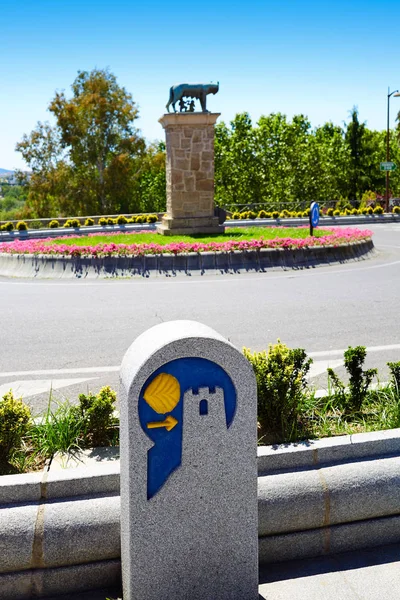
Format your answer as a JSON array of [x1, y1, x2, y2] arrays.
[[0, 239, 374, 279], [1, 428, 400, 598]]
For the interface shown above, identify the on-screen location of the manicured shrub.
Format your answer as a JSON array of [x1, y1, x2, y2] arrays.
[[84, 218, 94, 226], [2, 222, 14, 231], [302, 210, 310, 217], [247, 210, 257, 219], [232, 212, 240, 219], [49, 220, 59, 228], [388, 362, 400, 391], [116, 215, 128, 225], [135, 215, 146, 223], [366, 207, 373, 215], [71, 386, 118, 448], [333, 209, 340, 216], [326, 208, 334, 216], [0, 391, 31, 465], [63, 218, 81, 228], [258, 210, 267, 219], [107, 217, 115, 225], [373, 205, 384, 215], [361, 207, 369, 214], [272, 211, 279, 219], [16, 221, 28, 231], [296, 211, 303, 217], [29, 221, 43, 229], [393, 206, 400, 214], [280, 209, 291, 218], [146, 214, 158, 223], [328, 346, 377, 413], [351, 208, 358, 215], [244, 342, 312, 443], [98, 217, 107, 226]]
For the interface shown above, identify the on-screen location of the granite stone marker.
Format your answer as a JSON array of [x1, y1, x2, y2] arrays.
[[120, 320, 258, 600]]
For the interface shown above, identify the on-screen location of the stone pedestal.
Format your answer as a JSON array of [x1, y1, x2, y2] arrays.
[[157, 112, 224, 235]]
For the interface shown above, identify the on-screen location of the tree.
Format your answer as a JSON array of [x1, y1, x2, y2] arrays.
[[17, 69, 146, 217], [344, 107, 367, 202]]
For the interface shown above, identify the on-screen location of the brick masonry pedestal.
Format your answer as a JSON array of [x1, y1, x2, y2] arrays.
[[157, 112, 224, 235]]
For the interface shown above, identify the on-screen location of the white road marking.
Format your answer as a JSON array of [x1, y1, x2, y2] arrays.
[[1, 342, 399, 381], [0, 366, 119, 378], [309, 343, 400, 358], [307, 359, 343, 379], [0, 378, 97, 399], [1, 256, 400, 288]]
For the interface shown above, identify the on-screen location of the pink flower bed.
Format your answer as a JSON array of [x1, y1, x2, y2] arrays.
[[0, 228, 373, 258]]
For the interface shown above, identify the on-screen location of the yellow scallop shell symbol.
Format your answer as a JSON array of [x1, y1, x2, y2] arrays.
[[143, 373, 181, 414]]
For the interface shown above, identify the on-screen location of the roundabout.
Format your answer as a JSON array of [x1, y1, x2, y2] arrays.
[[0, 226, 374, 278]]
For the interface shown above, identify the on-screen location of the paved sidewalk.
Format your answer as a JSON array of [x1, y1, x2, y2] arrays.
[[259, 543, 400, 599], [46, 543, 400, 599]]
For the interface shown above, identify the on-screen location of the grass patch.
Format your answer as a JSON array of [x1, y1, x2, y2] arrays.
[[47, 226, 331, 247]]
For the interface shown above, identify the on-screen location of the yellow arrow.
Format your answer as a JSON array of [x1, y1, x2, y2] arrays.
[[147, 415, 178, 432]]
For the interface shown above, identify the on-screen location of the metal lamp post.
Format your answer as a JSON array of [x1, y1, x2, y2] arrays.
[[385, 88, 400, 212]]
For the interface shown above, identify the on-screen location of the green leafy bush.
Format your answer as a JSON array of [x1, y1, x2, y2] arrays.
[[247, 210, 257, 219], [232, 212, 240, 219], [243, 341, 312, 443], [302, 210, 309, 217], [326, 208, 334, 216], [327, 346, 377, 413], [16, 221, 28, 230], [0, 391, 31, 465], [296, 211, 303, 217], [373, 205, 384, 214], [333, 209, 340, 216], [49, 220, 59, 228], [135, 215, 146, 223], [388, 362, 400, 391], [29, 220, 43, 229], [84, 218, 94, 226], [146, 214, 158, 223], [71, 386, 118, 447], [272, 210, 279, 219], [107, 217, 115, 225], [98, 217, 107, 226], [116, 214, 128, 224], [393, 206, 400, 214], [258, 210, 267, 219], [351, 208, 358, 215], [280, 209, 291, 218], [366, 207, 373, 215]]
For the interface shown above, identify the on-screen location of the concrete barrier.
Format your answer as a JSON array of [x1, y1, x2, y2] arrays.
[[1, 428, 400, 598], [0, 239, 374, 279]]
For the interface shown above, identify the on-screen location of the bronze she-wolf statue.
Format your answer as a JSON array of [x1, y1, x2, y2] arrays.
[[166, 82, 219, 113]]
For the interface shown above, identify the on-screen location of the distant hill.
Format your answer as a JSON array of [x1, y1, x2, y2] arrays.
[[0, 168, 14, 177]]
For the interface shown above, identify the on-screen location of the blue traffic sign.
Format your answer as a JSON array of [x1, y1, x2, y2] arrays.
[[310, 202, 320, 228]]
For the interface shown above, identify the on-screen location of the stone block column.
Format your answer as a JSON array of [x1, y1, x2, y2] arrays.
[[157, 112, 224, 235]]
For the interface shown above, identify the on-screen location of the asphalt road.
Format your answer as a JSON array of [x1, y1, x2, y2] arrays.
[[1, 222, 400, 413]]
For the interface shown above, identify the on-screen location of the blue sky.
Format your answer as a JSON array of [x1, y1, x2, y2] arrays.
[[1, 0, 399, 170]]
